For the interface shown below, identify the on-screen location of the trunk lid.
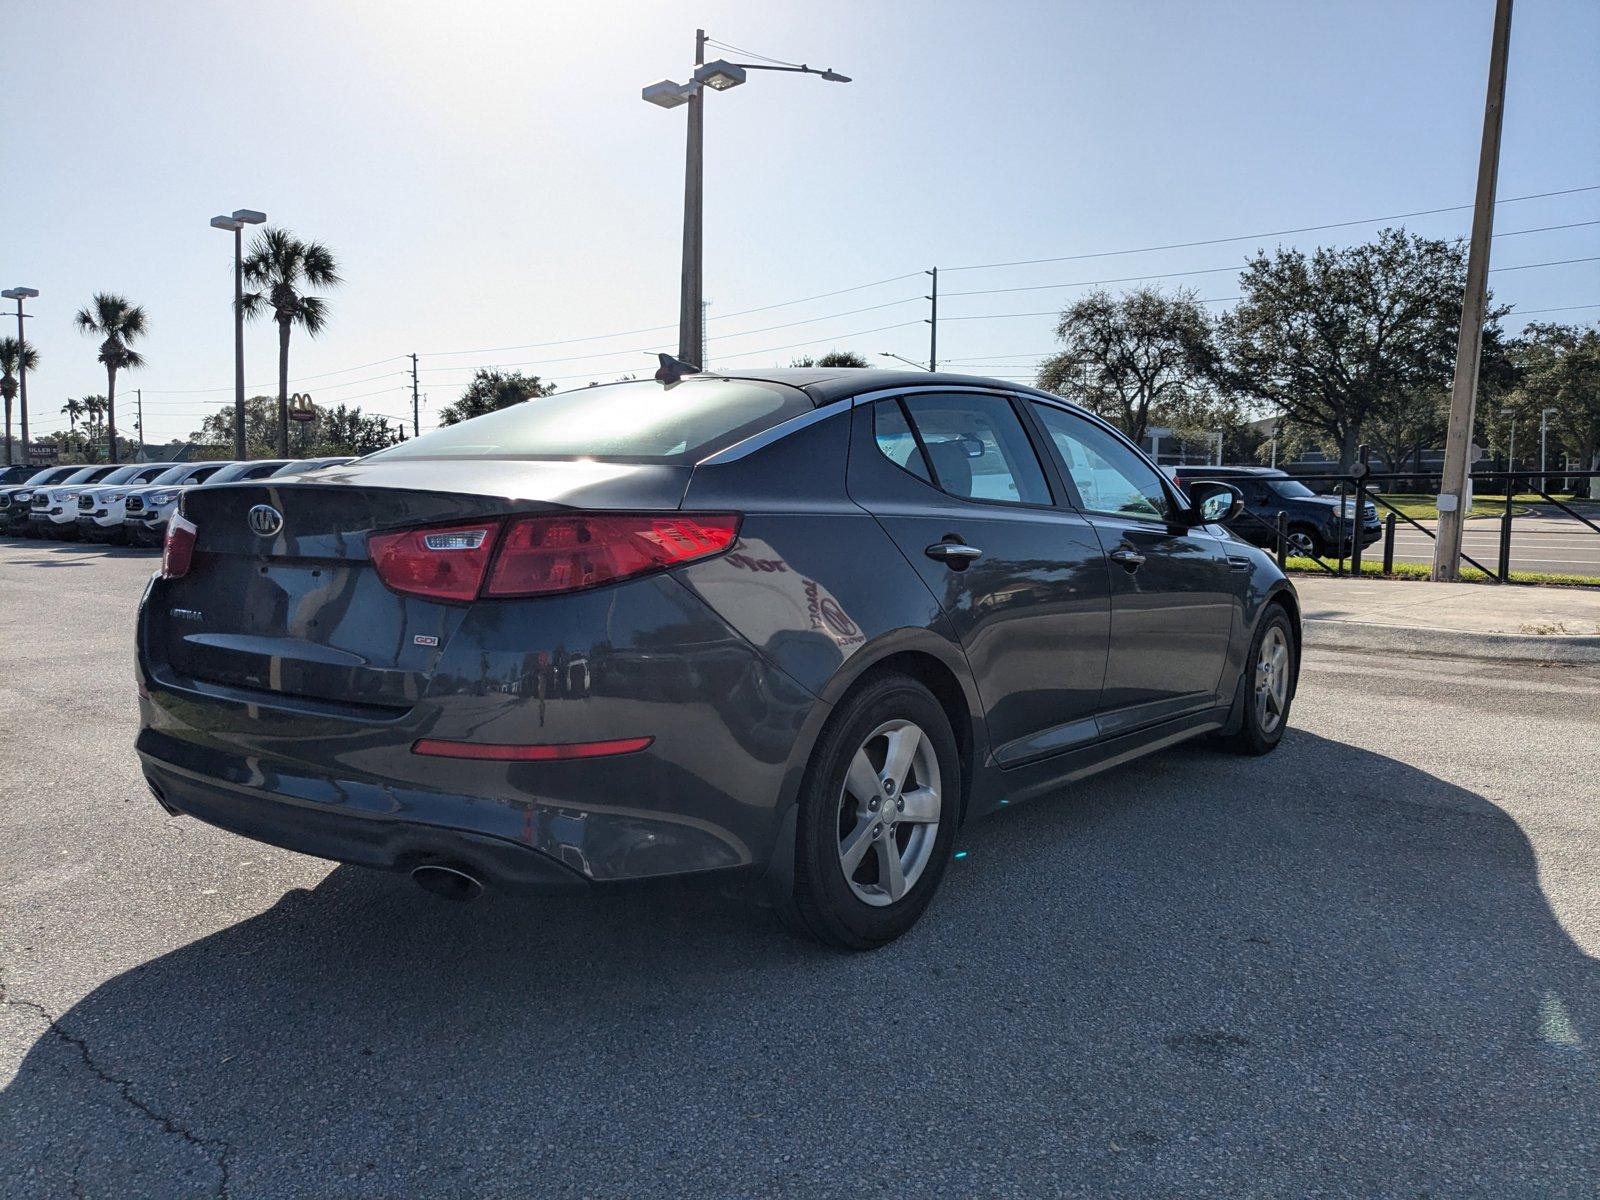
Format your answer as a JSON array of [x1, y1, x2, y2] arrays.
[[152, 459, 691, 709]]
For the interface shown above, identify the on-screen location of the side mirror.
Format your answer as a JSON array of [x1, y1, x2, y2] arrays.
[[1185, 480, 1243, 526]]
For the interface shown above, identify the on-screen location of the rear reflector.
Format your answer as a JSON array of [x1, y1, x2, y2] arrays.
[[484, 513, 739, 597], [161, 513, 198, 579], [369, 521, 501, 602], [411, 736, 654, 761]]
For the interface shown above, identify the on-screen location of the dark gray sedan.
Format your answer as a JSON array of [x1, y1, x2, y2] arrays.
[[136, 367, 1299, 948]]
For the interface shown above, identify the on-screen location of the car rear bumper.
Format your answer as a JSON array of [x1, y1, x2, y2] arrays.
[[140, 740, 594, 894], [135, 569, 824, 890]]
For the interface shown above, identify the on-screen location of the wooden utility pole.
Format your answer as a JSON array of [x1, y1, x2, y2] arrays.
[[926, 267, 939, 371], [1433, 0, 1513, 580], [411, 353, 420, 437]]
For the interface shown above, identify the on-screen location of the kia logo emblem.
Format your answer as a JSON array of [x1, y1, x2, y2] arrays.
[[247, 504, 284, 537]]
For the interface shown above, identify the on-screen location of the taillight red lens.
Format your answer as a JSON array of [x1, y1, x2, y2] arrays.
[[369, 521, 500, 602], [161, 514, 198, 579], [483, 513, 739, 597]]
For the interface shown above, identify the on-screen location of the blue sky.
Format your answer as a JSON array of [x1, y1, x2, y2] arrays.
[[5, 0, 1597, 446]]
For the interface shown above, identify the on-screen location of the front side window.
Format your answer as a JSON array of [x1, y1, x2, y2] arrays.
[[898, 393, 1052, 505], [364, 378, 811, 464], [1031, 404, 1172, 521]]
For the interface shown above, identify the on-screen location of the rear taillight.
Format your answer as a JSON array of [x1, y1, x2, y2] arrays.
[[368, 513, 739, 603], [483, 513, 739, 597], [161, 514, 198, 579], [368, 522, 500, 603]]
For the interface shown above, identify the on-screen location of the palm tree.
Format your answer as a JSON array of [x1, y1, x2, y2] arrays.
[[61, 396, 85, 443], [1, 335, 39, 466], [74, 293, 148, 465], [241, 228, 342, 456]]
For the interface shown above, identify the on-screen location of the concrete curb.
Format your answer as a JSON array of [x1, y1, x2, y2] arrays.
[[1303, 618, 1600, 665]]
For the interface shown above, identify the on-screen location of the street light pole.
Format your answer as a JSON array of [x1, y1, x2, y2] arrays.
[[644, 34, 850, 371], [678, 27, 706, 367], [1433, 0, 1513, 580], [212, 209, 266, 459], [2, 288, 38, 464], [1540, 405, 1556, 492]]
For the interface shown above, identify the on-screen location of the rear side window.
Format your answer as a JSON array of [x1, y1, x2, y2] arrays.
[[872, 400, 932, 483], [364, 378, 812, 464], [898, 393, 1052, 505]]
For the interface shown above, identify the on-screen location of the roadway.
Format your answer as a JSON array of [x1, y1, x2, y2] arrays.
[[2, 538, 1597, 1198]]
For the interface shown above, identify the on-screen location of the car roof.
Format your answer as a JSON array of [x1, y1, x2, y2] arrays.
[[699, 366, 1072, 409], [1171, 465, 1285, 478]]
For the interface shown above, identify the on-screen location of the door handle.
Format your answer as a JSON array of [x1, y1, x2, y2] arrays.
[[924, 541, 983, 567], [1108, 547, 1146, 572]]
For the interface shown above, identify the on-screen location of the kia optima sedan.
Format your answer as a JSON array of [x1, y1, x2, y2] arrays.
[[136, 367, 1299, 948]]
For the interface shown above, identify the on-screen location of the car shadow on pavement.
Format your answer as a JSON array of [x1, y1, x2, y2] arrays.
[[2, 730, 1596, 1198], [0, 537, 156, 564]]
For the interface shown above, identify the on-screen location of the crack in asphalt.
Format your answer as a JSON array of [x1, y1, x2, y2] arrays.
[[1, 984, 235, 1199]]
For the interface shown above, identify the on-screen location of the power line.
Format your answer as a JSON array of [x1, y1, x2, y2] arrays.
[[416, 270, 924, 358], [942, 253, 1597, 302], [138, 369, 407, 397], [939, 184, 1600, 274], [702, 37, 805, 69]]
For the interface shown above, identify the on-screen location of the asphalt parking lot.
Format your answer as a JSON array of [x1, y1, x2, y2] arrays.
[[2, 537, 1597, 1199]]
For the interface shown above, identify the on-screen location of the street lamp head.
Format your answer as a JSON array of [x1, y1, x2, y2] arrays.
[[210, 215, 244, 231], [3, 287, 38, 299], [693, 60, 746, 90], [819, 69, 851, 83], [232, 209, 267, 224], [642, 79, 691, 109]]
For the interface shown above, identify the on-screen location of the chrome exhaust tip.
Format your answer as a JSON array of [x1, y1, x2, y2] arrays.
[[410, 863, 484, 902]]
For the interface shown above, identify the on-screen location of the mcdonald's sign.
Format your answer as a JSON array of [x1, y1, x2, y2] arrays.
[[288, 392, 316, 423]]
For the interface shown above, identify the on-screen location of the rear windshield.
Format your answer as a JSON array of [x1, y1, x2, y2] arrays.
[[365, 378, 812, 464]]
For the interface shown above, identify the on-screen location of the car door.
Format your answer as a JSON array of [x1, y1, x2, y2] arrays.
[[1027, 402, 1239, 736], [848, 389, 1112, 765]]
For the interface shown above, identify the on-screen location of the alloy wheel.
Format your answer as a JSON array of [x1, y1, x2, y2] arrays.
[[1254, 625, 1291, 734], [835, 718, 942, 907]]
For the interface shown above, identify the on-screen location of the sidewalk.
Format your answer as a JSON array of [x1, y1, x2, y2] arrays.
[[1293, 575, 1600, 663]]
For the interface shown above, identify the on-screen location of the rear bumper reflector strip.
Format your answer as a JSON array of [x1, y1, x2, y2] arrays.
[[410, 736, 654, 761]]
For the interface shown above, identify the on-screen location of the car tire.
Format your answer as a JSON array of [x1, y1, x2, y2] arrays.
[[1286, 524, 1323, 558], [788, 673, 961, 951], [1215, 606, 1297, 756]]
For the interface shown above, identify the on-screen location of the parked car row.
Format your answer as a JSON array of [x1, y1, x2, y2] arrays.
[[0, 457, 355, 545]]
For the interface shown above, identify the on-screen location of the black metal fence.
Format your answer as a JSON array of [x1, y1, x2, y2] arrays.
[[1211, 456, 1600, 585]]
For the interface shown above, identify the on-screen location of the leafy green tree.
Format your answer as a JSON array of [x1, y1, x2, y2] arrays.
[[1036, 287, 1218, 444], [1507, 322, 1600, 496], [790, 350, 870, 368], [1218, 229, 1496, 472], [1, 336, 39, 465], [241, 228, 342, 456], [74, 293, 148, 465], [438, 369, 556, 425], [190, 395, 403, 458]]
